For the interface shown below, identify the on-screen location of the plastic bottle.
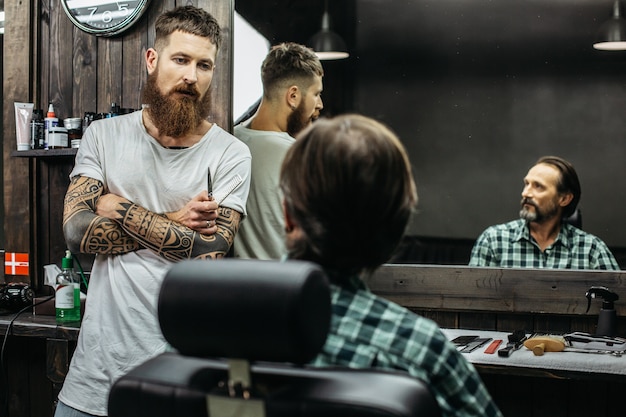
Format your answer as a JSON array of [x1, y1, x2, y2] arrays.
[[44, 103, 59, 150], [55, 250, 81, 323], [48, 126, 68, 149], [30, 109, 45, 149], [585, 286, 619, 337], [109, 102, 120, 117]]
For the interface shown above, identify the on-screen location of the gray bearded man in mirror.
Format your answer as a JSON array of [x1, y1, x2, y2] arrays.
[[469, 156, 619, 270]]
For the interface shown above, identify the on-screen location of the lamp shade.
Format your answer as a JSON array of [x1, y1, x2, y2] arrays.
[[594, 0, 626, 50], [309, 30, 349, 60], [308, 10, 349, 60]]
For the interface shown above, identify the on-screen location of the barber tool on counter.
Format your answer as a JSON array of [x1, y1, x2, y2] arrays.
[[523, 335, 567, 356], [523, 333, 626, 357], [523, 287, 625, 357], [497, 330, 528, 357]]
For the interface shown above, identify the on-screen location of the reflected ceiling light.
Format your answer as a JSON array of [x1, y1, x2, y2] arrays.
[[594, 0, 626, 50], [307, 0, 349, 60]]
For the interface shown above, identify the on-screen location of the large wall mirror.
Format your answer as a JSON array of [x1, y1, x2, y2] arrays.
[[236, 0, 626, 266], [354, 1, 626, 246]]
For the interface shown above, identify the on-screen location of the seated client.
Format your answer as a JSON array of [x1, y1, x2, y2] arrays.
[[279, 114, 502, 417]]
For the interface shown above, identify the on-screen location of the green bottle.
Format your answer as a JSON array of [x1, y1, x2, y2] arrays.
[[55, 250, 81, 323]]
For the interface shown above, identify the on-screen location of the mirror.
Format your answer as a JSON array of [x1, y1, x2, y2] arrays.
[[236, 0, 626, 266], [0, 0, 4, 35], [354, 0, 626, 247], [233, 12, 268, 123]]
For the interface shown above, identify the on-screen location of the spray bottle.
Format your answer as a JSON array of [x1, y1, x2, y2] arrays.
[[44, 103, 58, 150], [55, 250, 81, 323], [586, 286, 619, 337]]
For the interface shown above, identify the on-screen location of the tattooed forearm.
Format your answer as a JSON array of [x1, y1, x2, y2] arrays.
[[62, 176, 139, 255], [63, 176, 242, 259], [82, 218, 141, 254], [214, 207, 240, 248], [63, 176, 102, 223], [115, 201, 241, 260]]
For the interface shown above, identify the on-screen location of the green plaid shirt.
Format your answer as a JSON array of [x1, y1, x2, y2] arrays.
[[310, 278, 502, 417], [469, 219, 619, 270]]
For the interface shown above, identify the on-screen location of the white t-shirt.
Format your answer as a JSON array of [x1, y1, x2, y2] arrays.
[[58, 110, 251, 415], [233, 122, 294, 260]]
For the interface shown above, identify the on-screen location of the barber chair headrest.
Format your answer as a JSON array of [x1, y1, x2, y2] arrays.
[[158, 259, 331, 364]]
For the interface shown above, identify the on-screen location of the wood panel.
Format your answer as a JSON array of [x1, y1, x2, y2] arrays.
[[97, 37, 124, 114], [72, 30, 98, 118], [2, 0, 33, 285], [121, 18, 148, 111], [367, 264, 626, 335], [198, 0, 234, 130], [367, 264, 626, 316], [0, 312, 79, 417], [48, 0, 74, 120]]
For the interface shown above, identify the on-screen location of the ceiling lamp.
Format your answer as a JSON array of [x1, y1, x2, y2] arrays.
[[594, 0, 626, 51], [308, 0, 349, 60]]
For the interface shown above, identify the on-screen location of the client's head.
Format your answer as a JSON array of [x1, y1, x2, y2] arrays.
[[280, 114, 418, 280]]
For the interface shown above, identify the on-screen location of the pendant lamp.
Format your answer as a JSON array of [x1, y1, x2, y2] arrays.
[[594, 0, 626, 50], [307, 0, 349, 60]]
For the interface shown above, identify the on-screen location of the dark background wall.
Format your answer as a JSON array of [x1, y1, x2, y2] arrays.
[[353, 0, 626, 247], [238, 0, 626, 249]]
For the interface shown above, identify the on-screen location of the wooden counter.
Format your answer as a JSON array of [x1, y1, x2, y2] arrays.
[[0, 312, 79, 417], [4, 264, 626, 417]]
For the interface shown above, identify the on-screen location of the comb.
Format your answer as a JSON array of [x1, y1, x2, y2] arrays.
[[214, 174, 243, 205]]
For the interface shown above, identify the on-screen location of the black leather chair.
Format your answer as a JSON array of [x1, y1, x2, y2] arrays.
[[108, 259, 441, 417], [565, 207, 582, 229]]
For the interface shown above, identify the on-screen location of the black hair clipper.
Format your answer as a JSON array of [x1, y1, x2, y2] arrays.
[[498, 330, 528, 357]]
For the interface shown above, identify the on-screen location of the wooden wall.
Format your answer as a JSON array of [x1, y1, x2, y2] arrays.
[[2, 0, 235, 287]]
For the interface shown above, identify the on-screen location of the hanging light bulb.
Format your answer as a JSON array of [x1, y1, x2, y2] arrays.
[[594, 0, 626, 51], [307, 0, 349, 60]]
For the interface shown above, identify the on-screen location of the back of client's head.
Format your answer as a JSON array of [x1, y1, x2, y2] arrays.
[[280, 114, 418, 280]]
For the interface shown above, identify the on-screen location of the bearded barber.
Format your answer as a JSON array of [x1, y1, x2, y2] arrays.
[[55, 6, 251, 417], [469, 155, 618, 270]]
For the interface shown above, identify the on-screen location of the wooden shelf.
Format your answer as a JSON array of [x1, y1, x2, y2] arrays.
[[11, 148, 78, 158]]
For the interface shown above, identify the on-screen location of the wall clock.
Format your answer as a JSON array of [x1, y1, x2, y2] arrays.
[[62, 0, 152, 37]]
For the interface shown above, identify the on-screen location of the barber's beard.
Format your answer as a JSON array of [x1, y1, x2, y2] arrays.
[[286, 102, 315, 138], [142, 72, 212, 138], [519, 198, 559, 223]]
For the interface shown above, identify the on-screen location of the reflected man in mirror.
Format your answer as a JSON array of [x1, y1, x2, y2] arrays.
[[469, 156, 619, 269], [233, 42, 324, 260]]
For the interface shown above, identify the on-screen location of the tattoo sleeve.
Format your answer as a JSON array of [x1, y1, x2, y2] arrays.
[[63, 176, 140, 255], [63, 176, 241, 260], [114, 201, 241, 260]]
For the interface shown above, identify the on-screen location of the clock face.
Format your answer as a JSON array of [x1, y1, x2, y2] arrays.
[[62, 0, 151, 37]]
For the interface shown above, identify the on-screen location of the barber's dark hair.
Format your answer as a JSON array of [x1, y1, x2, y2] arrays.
[[280, 114, 418, 280], [535, 155, 581, 219], [261, 43, 324, 99], [155, 6, 221, 52]]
